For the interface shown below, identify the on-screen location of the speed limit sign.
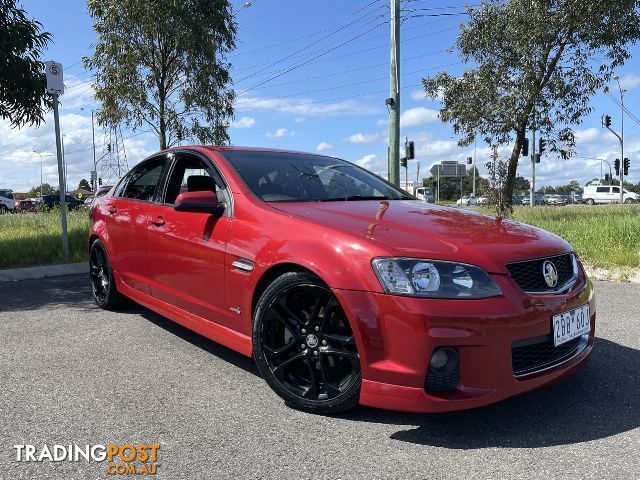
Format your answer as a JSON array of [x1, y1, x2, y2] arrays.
[[45, 61, 64, 95]]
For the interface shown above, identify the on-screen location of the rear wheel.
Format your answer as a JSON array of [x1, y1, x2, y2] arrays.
[[253, 272, 361, 414], [585, 198, 595, 205], [0, 205, 7, 214], [89, 239, 127, 309]]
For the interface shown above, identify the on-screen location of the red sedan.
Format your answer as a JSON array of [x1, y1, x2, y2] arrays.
[[89, 147, 595, 413]]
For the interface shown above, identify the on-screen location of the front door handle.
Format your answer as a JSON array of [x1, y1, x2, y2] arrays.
[[150, 216, 165, 226], [106, 204, 117, 214]]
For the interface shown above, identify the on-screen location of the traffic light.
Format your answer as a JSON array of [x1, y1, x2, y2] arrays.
[[107, 144, 112, 152], [624, 158, 630, 176], [604, 173, 610, 183], [521, 138, 529, 157], [603, 115, 612, 128], [400, 157, 407, 168], [405, 141, 415, 160], [538, 138, 546, 154], [467, 156, 473, 165], [535, 154, 541, 164], [614, 158, 620, 176], [98, 178, 103, 186]]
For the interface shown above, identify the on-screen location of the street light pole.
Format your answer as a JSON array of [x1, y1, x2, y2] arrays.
[[387, 0, 401, 186]]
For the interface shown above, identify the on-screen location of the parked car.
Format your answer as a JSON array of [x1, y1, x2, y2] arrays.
[[415, 186, 435, 203], [0, 189, 15, 213], [582, 185, 639, 204], [476, 196, 489, 205], [521, 194, 546, 206], [89, 146, 595, 414], [456, 194, 477, 206], [39, 194, 86, 210], [545, 194, 567, 206], [15, 199, 37, 213]]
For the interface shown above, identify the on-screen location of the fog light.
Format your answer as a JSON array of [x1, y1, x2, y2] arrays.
[[429, 347, 459, 373]]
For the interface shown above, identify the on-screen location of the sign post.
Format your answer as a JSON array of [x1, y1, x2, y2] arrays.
[[45, 61, 68, 256]]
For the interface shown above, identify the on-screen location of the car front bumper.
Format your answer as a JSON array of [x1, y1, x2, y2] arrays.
[[333, 270, 595, 413]]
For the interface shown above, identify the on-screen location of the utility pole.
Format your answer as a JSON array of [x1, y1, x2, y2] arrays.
[[387, 0, 400, 186], [472, 137, 477, 196]]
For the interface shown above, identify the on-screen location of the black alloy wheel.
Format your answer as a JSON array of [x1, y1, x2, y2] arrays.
[[89, 239, 126, 309], [253, 272, 361, 413]]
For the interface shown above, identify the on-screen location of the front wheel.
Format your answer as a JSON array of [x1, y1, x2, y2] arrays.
[[624, 198, 634, 204], [253, 272, 361, 414]]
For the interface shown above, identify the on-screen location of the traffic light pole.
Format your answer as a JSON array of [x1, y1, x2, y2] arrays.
[[619, 84, 625, 203]]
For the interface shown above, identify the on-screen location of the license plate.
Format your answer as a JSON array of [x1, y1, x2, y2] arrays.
[[552, 304, 590, 346]]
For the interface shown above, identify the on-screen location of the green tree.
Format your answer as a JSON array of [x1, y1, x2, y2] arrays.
[[513, 176, 530, 193], [0, 0, 51, 128], [423, 0, 640, 216], [85, 0, 237, 149], [78, 179, 91, 191], [26, 183, 56, 197]]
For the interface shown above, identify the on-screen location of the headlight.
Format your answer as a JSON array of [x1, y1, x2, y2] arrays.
[[371, 258, 502, 299]]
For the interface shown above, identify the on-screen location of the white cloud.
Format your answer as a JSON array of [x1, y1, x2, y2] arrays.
[[356, 154, 378, 169], [235, 95, 379, 117], [267, 128, 295, 138], [400, 107, 439, 128], [315, 142, 334, 152], [376, 119, 387, 127], [410, 89, 426, 101], [344, 132, 379, 144], [232, 116, 256, 128], [618, 74, 640, 91]]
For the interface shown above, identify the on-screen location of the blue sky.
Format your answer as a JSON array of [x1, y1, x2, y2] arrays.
[[2, 0, 640, 192]]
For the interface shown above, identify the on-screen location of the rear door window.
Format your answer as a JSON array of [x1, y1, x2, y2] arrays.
[[596, 187, 609, 193]]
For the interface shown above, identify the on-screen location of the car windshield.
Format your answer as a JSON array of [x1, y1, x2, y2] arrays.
[[222, 151, 412, 202]]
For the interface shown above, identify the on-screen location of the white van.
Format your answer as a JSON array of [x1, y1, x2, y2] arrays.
[[583, 185, 639, 204], [0, 189, 15, 213]]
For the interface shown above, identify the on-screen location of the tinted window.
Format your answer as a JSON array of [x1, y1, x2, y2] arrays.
[[596, 187, 609, 193], [120, 158, 165, 201], [222, 151, 410, 202], [612, 187, 620, 193]]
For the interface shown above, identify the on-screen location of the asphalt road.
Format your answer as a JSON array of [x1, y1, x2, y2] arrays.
[[1, 275, 639, 480]]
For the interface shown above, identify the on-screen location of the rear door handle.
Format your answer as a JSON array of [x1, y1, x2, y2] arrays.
[[106, 204, 117, 214], [150, 216, 165, 226]]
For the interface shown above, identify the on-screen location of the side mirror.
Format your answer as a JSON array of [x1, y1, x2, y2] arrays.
[[174, 190, 225, 216]]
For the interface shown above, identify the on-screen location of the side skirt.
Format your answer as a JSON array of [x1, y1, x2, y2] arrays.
[[114, 273, 253, 357]]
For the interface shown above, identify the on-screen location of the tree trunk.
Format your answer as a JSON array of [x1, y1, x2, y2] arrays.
[[497, 127, 525, 217]]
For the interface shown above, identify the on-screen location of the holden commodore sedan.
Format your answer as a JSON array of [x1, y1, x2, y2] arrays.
[[89, 146, 595, 414]]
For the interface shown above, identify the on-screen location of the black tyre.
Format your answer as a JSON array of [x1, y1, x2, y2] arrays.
[[0, 205, 7, 214], [586, 198, 595, 206], [253, 272, 361, 414], [624, 198, 634, 204], [89, 239, 127, 309]]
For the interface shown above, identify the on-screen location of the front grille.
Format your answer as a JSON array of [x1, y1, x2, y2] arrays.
[[512, 335, 586, 377], [425, 364, 459, 391], [506, 253, 575, 293]]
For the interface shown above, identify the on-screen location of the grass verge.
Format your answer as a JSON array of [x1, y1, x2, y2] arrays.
[[509, 205, 640, 270], [0, 210, 90, 269]]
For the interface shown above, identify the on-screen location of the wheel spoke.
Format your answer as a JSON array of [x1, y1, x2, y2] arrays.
[[318, 355, 341, 397], [272, 351, 306, 379], [270, 303, 299, 334], [323, 333, 355, 346], [302, 356, 320, 399], [318, 296, 339, 330], [323, 347, 360, 371], [263, 339, 298, 358]]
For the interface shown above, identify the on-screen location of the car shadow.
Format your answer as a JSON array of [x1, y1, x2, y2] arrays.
[[345, 338, 639, 448], [132, 305, 260, 378], [0, 274, 96, 312]]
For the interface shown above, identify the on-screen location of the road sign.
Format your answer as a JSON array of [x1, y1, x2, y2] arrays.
[[45, 61, 64, 95], [430, 162, 467, 178]]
